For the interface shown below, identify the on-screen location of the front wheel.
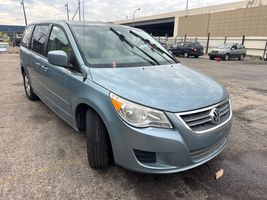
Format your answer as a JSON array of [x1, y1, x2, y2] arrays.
[[239, 54, 245, 60], [209, 56, 214, 60], [184, 52, 189, 58], [86, 109, 112, 169], [224, 54, 230, 61], [22, 71, 38, 100], [194, 55, 199, 58]]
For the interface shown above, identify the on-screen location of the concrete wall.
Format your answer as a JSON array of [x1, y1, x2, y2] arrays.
[[209, 5, 267, 36], [114, 0, 267, 37], [177, 5, 267, 37], [177, 14, 210, 37], [114, 1, 254, 26], [114, 0, 267, 57]]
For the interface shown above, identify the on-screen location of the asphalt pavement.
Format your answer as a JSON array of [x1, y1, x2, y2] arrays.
[[0, 54, 266, 200]]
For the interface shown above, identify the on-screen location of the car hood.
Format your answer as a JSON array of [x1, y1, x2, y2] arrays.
[[89, 64, 228, 112]]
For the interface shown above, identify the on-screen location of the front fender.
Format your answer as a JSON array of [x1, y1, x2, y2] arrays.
[[71, 79, 119, 136]]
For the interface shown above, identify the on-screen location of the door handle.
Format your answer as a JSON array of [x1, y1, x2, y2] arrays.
[[41, 65, 48, 71], [35, 62, 41, 66]]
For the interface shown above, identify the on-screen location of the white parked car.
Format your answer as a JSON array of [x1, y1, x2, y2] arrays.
[[0, 43, 9, 53]]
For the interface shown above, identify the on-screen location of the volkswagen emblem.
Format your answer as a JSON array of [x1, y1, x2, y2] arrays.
[[210, 108, 220, 124]]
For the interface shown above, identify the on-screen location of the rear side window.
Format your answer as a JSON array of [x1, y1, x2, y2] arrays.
[[237, 44, 245, 49], [22, 25, 33, 48], [31, 25, 49, 56]]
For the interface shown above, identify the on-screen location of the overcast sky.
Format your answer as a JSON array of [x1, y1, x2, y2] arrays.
[[0, 0, 242, 25]]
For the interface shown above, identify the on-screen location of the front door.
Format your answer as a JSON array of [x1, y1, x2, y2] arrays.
[[230, 44, 239, 58], [41, 26, 73, 122]]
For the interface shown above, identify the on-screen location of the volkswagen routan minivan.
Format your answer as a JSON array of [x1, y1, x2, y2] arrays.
[[20, 20, 232, 173]]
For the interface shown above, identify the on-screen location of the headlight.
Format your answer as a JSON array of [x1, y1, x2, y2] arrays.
[[110, 93, 172, 129]]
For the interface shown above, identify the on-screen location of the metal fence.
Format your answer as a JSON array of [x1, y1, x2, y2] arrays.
[[155, 35, 267, 59]]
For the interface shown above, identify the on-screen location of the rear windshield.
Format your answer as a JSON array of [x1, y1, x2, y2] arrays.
[[70, 25, 177, 68]]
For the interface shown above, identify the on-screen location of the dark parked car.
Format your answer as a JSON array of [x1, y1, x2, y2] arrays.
[[168, 42, 204, 58], [208, 43, 246, 61]]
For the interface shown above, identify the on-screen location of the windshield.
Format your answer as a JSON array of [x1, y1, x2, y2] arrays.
[[217, 43, 232, 49], [70, 24, 177, 68]]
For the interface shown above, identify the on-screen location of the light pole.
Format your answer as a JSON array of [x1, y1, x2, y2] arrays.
[[78, 0, 81, 21], [132, 8, 140, 27], [21, 0, 27, 25], [82, 0, 85, 21], [186, 0, 189, 11], [65, 3, 69, 20]]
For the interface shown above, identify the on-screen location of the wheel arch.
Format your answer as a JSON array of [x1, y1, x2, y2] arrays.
[[21, 65, 25, 74]]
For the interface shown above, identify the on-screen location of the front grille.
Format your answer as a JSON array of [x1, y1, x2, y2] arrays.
[[134, 149, 156, 163], [190, 136, 227, 162], [176, 99, 231, 133]]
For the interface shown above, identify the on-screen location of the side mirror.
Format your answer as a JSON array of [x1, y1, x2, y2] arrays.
[[48, 50, 70, 67]]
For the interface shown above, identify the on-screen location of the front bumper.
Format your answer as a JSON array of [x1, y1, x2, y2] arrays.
[[189, 51, 204, 56], [208, 52, 226, 58], [108, 105, 232, 174]]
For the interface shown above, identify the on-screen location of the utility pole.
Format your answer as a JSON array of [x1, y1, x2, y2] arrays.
[[65, 3, 69, 20], [186, 0, 189, 10], [78, 0, 81, 21], [82, 0, 85, 21], [21, 0, 27, 25]]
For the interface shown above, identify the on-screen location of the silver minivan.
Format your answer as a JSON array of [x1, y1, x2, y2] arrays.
[[20, 20, 232, 173]]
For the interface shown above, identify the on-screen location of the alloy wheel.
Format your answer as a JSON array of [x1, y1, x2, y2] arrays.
[[24, 73, 31, 96]]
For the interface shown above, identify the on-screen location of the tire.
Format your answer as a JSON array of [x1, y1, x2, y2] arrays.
[[86, 109, 111, 169], [194, 55, 199, 58], [184, 52, 189, 58], [239, 53, 245, 61], [209, 56, 214, 60], [224, 54, 230, 61], [22, 70, 38, 100]]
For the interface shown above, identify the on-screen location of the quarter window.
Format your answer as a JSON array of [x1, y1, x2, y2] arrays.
[[47, 26, 72, 57], [31, 25, 49, 56], [22, 25, 34, 48]]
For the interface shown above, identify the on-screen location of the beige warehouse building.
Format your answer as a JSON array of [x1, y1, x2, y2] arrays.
[[114, 0, 267, 57]]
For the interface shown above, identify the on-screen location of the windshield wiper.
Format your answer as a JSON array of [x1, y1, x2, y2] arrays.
[[110, 27, 159, 65], [129, 30, 179, 63]]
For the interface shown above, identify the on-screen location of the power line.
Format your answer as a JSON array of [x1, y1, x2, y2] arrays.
[[72, 7, 79, 20]]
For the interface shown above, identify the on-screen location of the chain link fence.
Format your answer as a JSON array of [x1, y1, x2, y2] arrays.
[[155, 35, 267, 59]]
